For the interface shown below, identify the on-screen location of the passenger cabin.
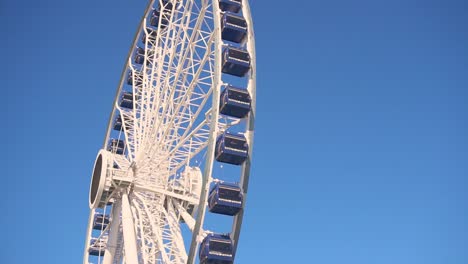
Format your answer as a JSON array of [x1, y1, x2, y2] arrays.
[[199, 234, 234, 264], [89, 238, 106, 256], [222, 47, 251, 77], [113, 115, 132, 131], [142, 27, 158, 45], [134, 47, 145, 65], [119, 92, 134, 109], [215, 133, 248, 165], [219, 85, 251, 118], [93, 213, 110, 230], [108, 139, 125, 155], [150, 9, 171, 28], [219, 0, 242, 13], [159, 0, 175, 11], [221, 12, 247, 43], [126, 70, 143, 86], [113, 116, 123, 131], [209, 182, 243, 216]]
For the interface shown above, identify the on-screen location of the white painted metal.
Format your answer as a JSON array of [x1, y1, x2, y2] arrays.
[[102, 201, 122, 264], [83, 0, 256, 263], [231, 0, 256, 256], [82, 210, 95, 263], [121, 192, 139, 264]]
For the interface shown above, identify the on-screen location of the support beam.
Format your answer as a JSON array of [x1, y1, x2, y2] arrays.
[[121, 192, 139, 264], [82, 210, 95, 264], [180, 208, 196, 231], [134, 183, 198, 204], [102, 201, 122, 264]]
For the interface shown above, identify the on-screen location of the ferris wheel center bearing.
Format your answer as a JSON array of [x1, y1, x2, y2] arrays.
[[89, 150, 133, 209]]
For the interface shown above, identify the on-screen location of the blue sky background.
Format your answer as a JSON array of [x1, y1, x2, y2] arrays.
[[2, 0, 467, 263]]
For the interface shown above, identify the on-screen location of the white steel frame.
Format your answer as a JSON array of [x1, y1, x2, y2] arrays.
[[83, 0, 256, 263]]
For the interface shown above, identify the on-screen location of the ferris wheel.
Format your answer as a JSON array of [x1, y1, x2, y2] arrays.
[[83, 0, 256, 263]]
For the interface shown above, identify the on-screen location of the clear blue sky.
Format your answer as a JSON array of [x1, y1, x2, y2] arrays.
[[2, 0, 467, 263]]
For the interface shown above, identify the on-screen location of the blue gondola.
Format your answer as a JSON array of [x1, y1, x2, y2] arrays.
[[108, 139, 125, 155], [141, 27, 158, 45], [208, 182, 243, 216], [159, 0, 174, 10], [88, 246, 104, 256], [199, 234, 234, 264], [89, 238, 106, 256], [113, 115, 132, 130], [126, 70, 143, 86], [219, 85, 251, 118], [150, 9, 170, 28], [93, 213, 110, 230], [219, 0, 242, 13], [134, 47, 145, 65], [221, 12, 247, 43], [114, 115, 133, 131], [113, 116, 122, 131], [119, 92, 134, 109], [222, 47, 250, 77], [215, 133, 248, 165]]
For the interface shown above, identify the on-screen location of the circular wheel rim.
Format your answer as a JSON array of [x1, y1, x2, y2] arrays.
[[82, 0, 256, 263]]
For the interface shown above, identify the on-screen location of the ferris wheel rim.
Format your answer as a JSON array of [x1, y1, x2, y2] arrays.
[[83, 0, 256, 263]]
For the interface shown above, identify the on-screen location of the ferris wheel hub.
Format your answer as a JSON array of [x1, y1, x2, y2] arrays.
[[89, 150, 114, 209]]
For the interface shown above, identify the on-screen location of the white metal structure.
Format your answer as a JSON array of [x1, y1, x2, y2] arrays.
[[83, 0, 255, 263]]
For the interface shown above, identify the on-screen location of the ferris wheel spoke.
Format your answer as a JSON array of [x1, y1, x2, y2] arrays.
[[112, 150, 131, 169], [174, 199, 196, 231], [133, 193, 171, 263], [143, 109, 240, 178], [177, 84, 213, 138], [137, 0, 213, 162], [134, 183, 199, 204], [162, 199, 188, 262], [127, 63, 146, 155], [143, 37, 215, 165], [162, 34, 216, 139], [137, 0, 191, 151], [115, 107, 137, 162], [137, 7, 183, 151], [137, 63, 214, 172], [131, 198, 153, 264], [138, 108, 210, 171], [166, 112, 242, 176]]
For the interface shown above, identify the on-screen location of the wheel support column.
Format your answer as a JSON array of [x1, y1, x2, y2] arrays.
[[121, 192, 139, 264], [102, 200, 122, 264]]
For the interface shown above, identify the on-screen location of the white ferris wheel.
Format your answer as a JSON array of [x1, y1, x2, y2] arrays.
[[83, 0, 256, 263]]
